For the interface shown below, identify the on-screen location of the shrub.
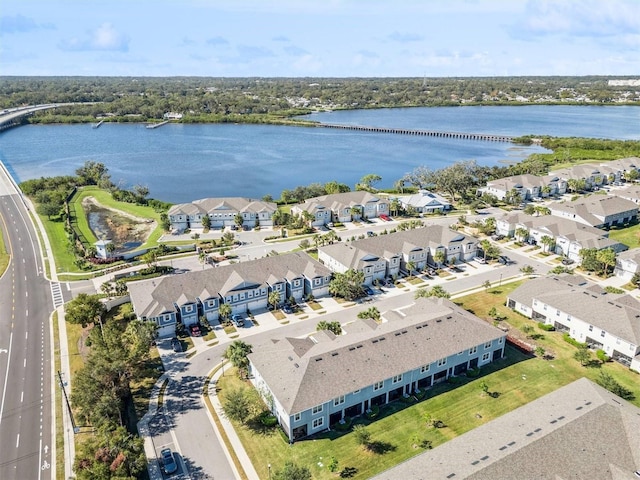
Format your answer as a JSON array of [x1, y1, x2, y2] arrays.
[[365, 405, 379, 419], [465, 368, 480, 378], [258, 411, 278, 427], [596, 349, 609, 363], [537, 322, 555, 331], [563, 333, 587, 348]]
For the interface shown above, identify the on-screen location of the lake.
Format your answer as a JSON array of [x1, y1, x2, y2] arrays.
[[0, 105, 637, 204]]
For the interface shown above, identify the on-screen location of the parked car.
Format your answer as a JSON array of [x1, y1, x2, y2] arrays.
[[498, 255, 512, 265], [362, 285, 375, 296], [379, 214, 391, 221], [561, 258, 575, 265], [366, 231, 375, 237], [231, 314, 245, 327], [491, 234, 505, 241], [474, 256, 487, 264], [189, 324, 201, 337], [161, 448, 178, 474], [283, 304, 293, 314], [170, 337, 182, 353]]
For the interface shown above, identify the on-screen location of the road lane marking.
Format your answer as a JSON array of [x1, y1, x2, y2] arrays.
[[16, 433, 19, 448]]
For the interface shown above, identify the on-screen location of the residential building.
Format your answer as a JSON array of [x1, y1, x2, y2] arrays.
[[612, 184, 640, 205], [477, 174, 543, 201], [549, 163, 608, 189], [128, 252, 331, 337], [167, 197, 277, 232], [614, 248, 640, 281], [318, 226, 478, 284], [548, 195, 638, 229], [248, 297, 506, 442], [396, 190, 451, 214], [496, 212, 627, 262], [372, 378, 640, 480], [291, 191, 389, 227], [507, 275, 640, 371]]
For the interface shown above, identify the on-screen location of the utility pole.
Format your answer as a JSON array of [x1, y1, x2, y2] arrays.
[[58, 370, 79, 433]]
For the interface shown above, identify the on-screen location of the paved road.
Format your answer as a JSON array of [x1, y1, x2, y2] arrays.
[[0, 164, 55, 480]]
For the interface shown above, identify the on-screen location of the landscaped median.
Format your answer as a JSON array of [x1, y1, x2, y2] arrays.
[[208, 280, 640, 479]]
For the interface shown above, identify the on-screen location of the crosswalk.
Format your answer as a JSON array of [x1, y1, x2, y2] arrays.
[[50, 282, 64, 309]]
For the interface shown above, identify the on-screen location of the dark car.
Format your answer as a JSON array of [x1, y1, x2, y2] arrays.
[[231, 314, 245, 327], [362, 285, 375, 296], [283, 304, 293, 314], [498, 255, 512, 265], [189, 324, 201, 337], [161, 448, 177, 474], [366, 231, 375, 237], [170, 337, 182, 353], [561, 258, 575, 265]]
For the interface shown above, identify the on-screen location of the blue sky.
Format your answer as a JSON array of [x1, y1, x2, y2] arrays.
[[2, 0, 639, 77]]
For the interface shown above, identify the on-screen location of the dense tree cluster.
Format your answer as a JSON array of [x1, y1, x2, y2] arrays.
[[1, 76, 638, 125]]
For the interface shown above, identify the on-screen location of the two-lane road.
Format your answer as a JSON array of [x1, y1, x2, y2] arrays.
[[0, 164, 55, 480]]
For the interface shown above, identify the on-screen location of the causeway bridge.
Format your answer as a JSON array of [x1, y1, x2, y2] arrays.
[[317, 123, 514, 142]]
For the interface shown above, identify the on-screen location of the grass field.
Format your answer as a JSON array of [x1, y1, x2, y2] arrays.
[[217, 279, 640, 479], [608, 222, 640, 249], [0, 218, 9, 277]]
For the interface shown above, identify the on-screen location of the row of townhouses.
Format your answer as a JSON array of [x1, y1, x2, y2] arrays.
[[374, 377, 640, 479], [507, 274, 640, 372], [167, 197, 278, 232], [477, 156, 640, 201], [548, 195, 638, 229], [291, 191, 390, 226], [127, 252, 332, 337], [496, 211, 628, 262], [248, 297, 507, 442], [318, 226, 478, 285]]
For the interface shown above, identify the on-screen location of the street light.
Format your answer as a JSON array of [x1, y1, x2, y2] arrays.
[[221, 356, 225, 377], [268, 463, 272, 480], [499, 273, 503, 286]]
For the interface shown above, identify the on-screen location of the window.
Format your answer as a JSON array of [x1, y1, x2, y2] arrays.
[[420, 364, 430, 373], [185, 305, 193, 312], [373, 381, 384, 391], [392, 374, 402, 384], [600, 330, 605, 338], [482, 353, 490, 361], [437, 358, 447, 367], [312, 404, 323, 415], [556, 309, 560, 316], [484, 341, 492, 349], [498, 337, 503, 344], [208, 300, 215, 307], [294, 413, 301, 422], [334, 396, 345, 406], [353, 389, 361, 394], [312, 417, 324, 429], [469, 346, 477, 355], [589, 325, 593, 332]]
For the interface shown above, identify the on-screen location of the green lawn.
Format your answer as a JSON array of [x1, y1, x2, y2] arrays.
[[218, 279, 640, 479], [608, 222, 640, 249], [0, 221, 8, 277]]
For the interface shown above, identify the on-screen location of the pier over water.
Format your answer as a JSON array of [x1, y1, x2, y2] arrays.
[[317, 123, 514, 142]]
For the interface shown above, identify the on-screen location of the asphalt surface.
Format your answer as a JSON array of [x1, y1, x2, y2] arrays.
[[0, 166, 55, 480]]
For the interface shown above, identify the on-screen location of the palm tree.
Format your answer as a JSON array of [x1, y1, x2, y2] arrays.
[[268, 290, 281, 310], [515, 227, 529, 243], [218, 303, 232, 322], [540, 235, 555, 253], [479, 239, 491, 259], [433, 250, 446, 267], [223, 340, 252, 379], [389, 197, 402, 216], [406, 260, 416, 277], [357, 306, 380, 323], [596, 248, 616, 277], [350, 205, 363, 221]]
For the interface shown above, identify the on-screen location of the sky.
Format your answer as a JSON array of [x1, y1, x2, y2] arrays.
[[1, 0, 639, 78]]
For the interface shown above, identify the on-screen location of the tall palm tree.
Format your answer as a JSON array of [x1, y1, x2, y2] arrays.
[[540, 235, 555, 253], [515, 227, 529, 243], [223, 340, 252, 379], [268, 290, 281, 310], [406, 260, 416, 277]]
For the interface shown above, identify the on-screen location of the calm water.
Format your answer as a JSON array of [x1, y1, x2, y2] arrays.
[[0, 105, 637, 204]]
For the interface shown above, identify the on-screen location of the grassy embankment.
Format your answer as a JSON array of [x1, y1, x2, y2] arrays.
[[0, 219, 8, 276], [215, 280, 640, 480], [38, 186, 165, 278]]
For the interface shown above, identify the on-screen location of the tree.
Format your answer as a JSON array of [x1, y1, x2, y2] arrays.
[[479, 240, 491, 259], [596, 248, 616, 276], [218, 303, 232, 322], [75, 160, 109, 186], [273, 461, 312, 480], [224, 340, 253, 379], [234, 213, 244, 229], [357, 174, 382, 191], [324, 180, 350, 194], [65, 293, 106, 327], [573, 346, 591, 367], [222, 387, 254, 424], [357, 306, 380, 323], [352, 424, 371, 448], [540, 235, 555, 253], [406, 260, 416, 277], [36, 201, 61, 219], [201, 215, 211, 230], [483, 280, 492, 291], [579, 248, 600, 272], [329, 269, 365, 301], [433, 250, 446, 266], [415, 285, 450, 299], [596, 371, 635, 400], [515, 227, 529, 243], [535, 346, 546, 358], [504, 188, 521, 205], [268, 290, 281, 310], [389, 197, 402, 217], [141, 249, 158, 269], [479, 380, 489, 394], [520, 265, 535, 275], [316, 320, 342, 336]]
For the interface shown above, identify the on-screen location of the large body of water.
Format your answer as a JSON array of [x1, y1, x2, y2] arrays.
[[0, 105, 637, 204]]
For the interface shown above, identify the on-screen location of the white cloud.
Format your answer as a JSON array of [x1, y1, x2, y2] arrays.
[[59, 23, 129, 52]]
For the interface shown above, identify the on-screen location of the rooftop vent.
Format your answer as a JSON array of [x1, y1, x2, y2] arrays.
[[315, 358, 323, 362], [294, 363, 299, 368]]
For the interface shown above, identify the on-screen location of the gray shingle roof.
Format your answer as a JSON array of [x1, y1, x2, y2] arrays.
[[248, 297, 505, 414], [167, 197, 276, 216], [372, 378, 640, 480], [127, 251, 330, 318]]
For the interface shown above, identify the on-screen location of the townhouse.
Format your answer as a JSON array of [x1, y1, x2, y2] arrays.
[[127, 252, 332, 337], [507, 275, 640, 372], [614, 248, 640, 281], [373, 378, 640, 480], [496, 212, 627, 262], [167, 197, 277, 232], [477, 174, 566, 201], [317, 226, 478, 284], [248, 297, 506, 442], [291, 191, 389, 227], [548, 195, 638, 228], [612, 184, 640, 205], [550, 163, 608, 190], [396, 190, 451, 214]]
